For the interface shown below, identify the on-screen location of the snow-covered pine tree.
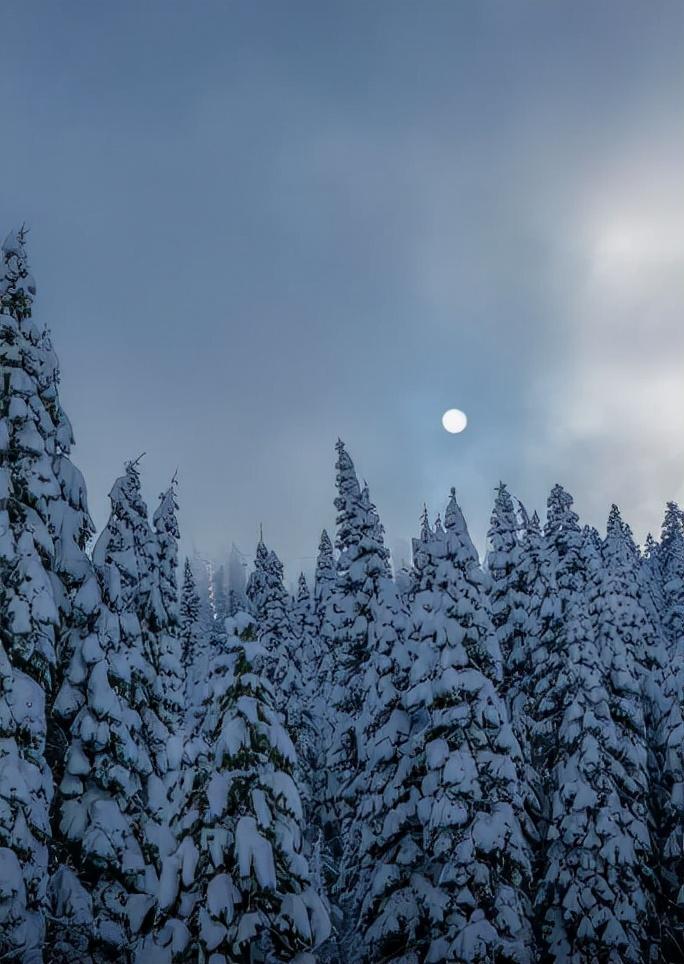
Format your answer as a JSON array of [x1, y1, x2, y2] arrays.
[[150, 480, 184, 742], [179, 559, 200, 678], [92, 463, 174, 872], [311, 529, 336, 769], [179, 557, 209, 727], [154, 613, 330, 962], [657, 502, 684, 660], [601, 507, 666, 736], [348, 505, 434, 964], [591, 506, 659, 949], [322, 443, 414, 958], [655, 657, 684, 959], [533, 489, 655, 962], [0, 227, 61, 960], [246, 538, 303, 737], [504, 507, 550, 783], [395, 489, 533, 964], [313, 529, 335, 631], [486, 482, 524, 672], [292, 573, 320, 748], [53, 555, 156, 960]]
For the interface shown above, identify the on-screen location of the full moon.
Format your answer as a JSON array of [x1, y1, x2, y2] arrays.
[[442, 408, 468, 434]]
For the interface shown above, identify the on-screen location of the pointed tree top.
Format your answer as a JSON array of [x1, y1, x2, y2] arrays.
[[606, 503, 623, 539], [661, 501, 684, 547], [153, 478, 180, 539], [1, 225, 36, 318], [444, 487, 463, 532], [297, 571, 310, 602], [545, 483, 580, 537], [419, 503, 432, 542]]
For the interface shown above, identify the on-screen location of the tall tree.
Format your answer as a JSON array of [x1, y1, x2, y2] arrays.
[[0, 228, 60, 959], [179, 559, 201, 677], [246, 540, 303, 734], [150, 480, 184, 741], [153, 614, 330, 962], [92, 463, 174, 872], [393, 490, 533, 963], [322, 443, 414, 956], [53, 557, 156, 960], [533, 489, 655, 962], [313, 529, 335, 632]]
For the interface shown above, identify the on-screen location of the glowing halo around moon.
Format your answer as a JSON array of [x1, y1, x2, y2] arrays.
[[442, 408, 468, 434]]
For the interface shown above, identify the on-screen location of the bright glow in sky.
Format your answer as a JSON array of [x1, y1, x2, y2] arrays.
[[442, 409, 468, 434]]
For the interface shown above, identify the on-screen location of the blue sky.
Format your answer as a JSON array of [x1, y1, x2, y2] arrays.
[[2, 2, 683, 575]]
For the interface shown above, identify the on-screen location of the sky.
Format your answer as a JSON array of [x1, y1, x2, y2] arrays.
[[2, 2, 683, 580]]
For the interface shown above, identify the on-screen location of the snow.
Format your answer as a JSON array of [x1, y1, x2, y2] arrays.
[[1, 243, 684, 960]]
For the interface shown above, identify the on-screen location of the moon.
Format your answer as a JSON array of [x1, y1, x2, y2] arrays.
[[442, 408, 468, 434]]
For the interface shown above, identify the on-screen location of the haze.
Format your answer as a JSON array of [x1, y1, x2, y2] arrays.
[[1, 1, 683, 577]]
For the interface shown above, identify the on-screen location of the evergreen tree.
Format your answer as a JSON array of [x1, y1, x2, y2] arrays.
[[655, 659, 684, 960], [533, 489, 655, 962], [92, 464, 173, 871], [658, 502, 684, 659], [179, 558, 207, 726], [322, 443, 414, 957], [179, 559, 200, 677], [393, 489, 533, 963], [150, 481, 184, 739], [486, 482, 524, 679], [156, 614, 330, 962], [313, 529, 335, 632], [53, 558, 156, 960], [0, 228, 65, 959], [246, 539, 303, 736]]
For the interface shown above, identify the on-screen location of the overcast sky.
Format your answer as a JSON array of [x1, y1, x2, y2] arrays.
[[2, 2, 683, 577]]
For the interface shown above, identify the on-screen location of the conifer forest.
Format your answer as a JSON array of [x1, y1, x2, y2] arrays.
[[2, 227, 684, 964]]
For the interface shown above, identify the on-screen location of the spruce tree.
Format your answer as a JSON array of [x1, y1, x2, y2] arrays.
[[322, 443, 414, 957], [0, 228, 66, 959], [246, 539, 303, 737], [53, 558, 156, 960], [533, 489, 655, 962], [150, 481, 184, 740], [179, 559, 200, 677], [92, 464, 174, 872], [313, 529, 335, 631], [179, 558, 207, 726], [486, 482, 523, 673], [155, 614, 330, 962], [398, 490, 533, 963]]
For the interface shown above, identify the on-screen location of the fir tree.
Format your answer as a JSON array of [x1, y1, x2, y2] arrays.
[[150, 480, 185, 739], [246, 539, 303, 735], [0, 228, 63, 959], [533, 490, 655, 962], [53, 558, 156, 960], [322, 444, 414, 957], [314, 529, 335, 631], [179, 559, 200, 677], [92, 464, 174, 872], [397, 490, 533, 963], [658, 502, 684, 659], [156, 614, 330, 962], [486, 482, 523, 673]]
